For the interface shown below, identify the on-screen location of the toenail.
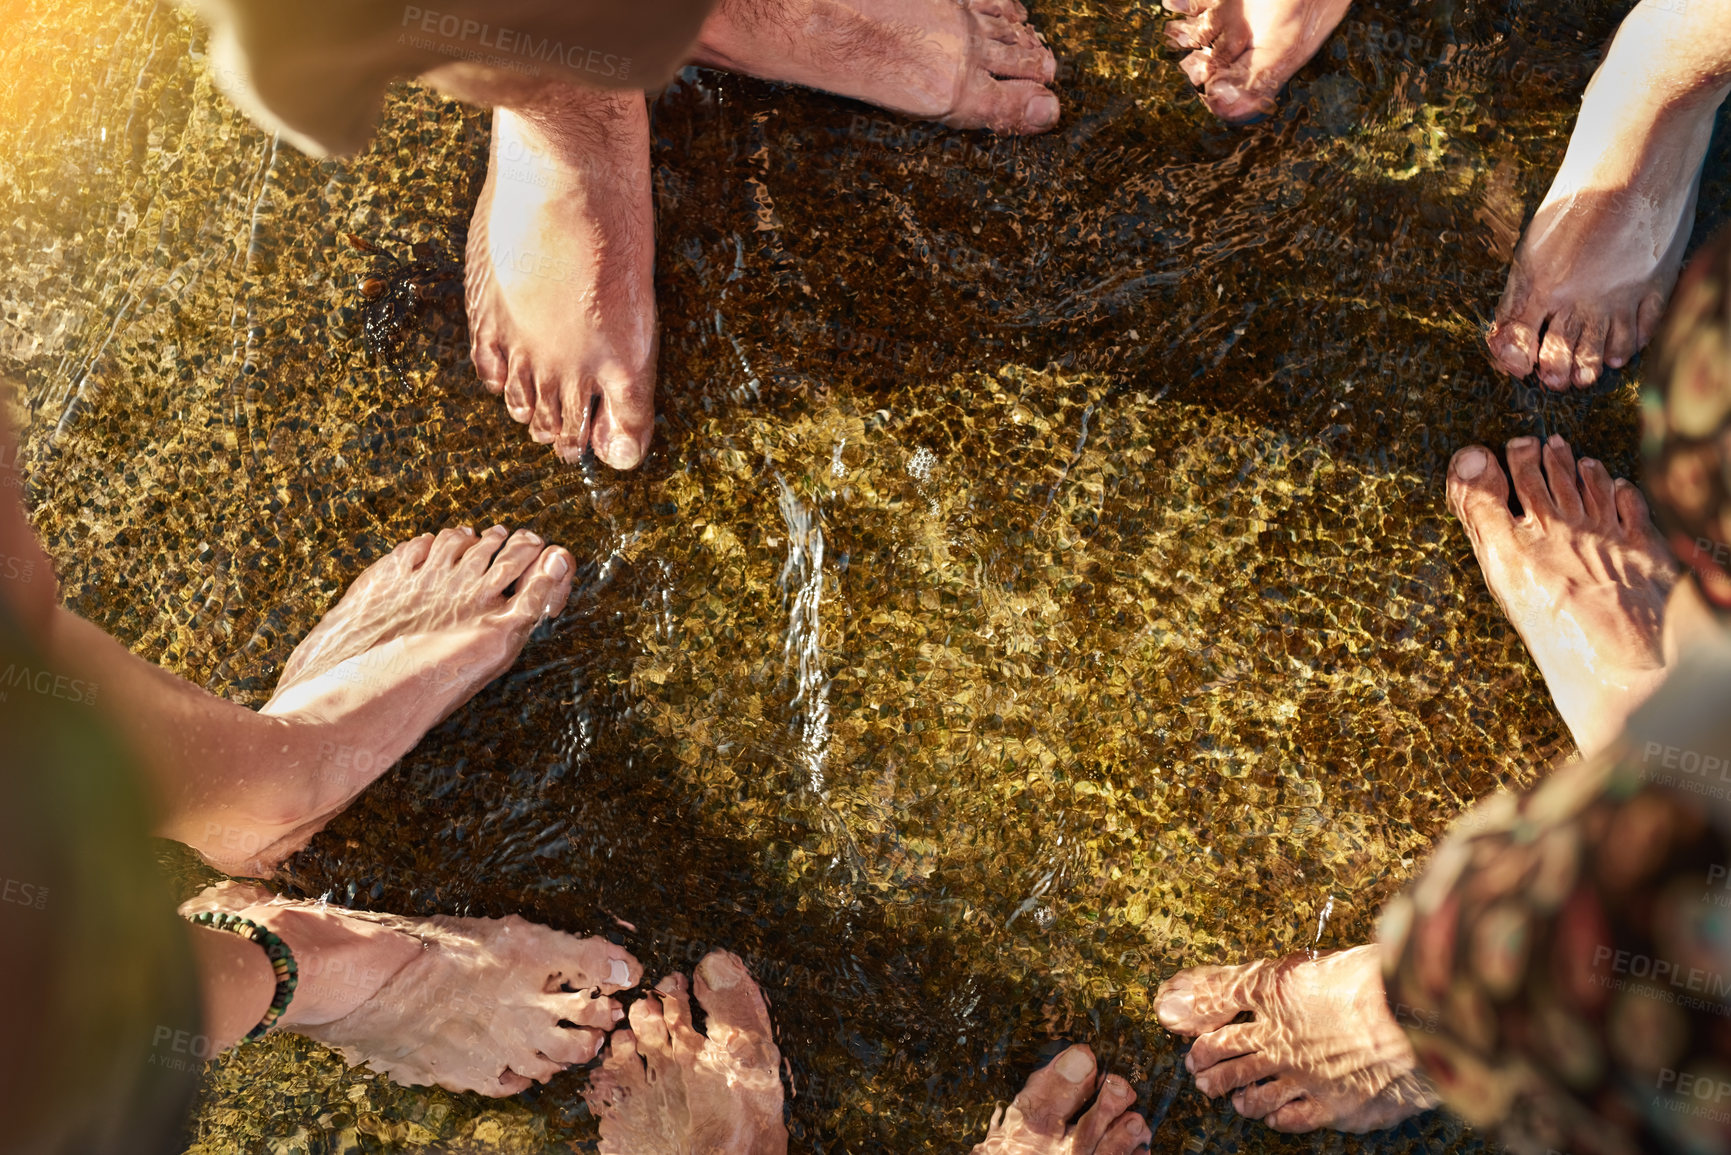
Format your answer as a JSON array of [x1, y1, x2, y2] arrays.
[[612, 1005, 625, 1023], [1055, 1047, 1094, 1083], [1507, 436, 1537, 450], [488, 524, 507, 535], [522, 530, 543, 545], [609, 959, 630, 986], [1547, 433, 1564, 447], [1025, 90, 1060, 130], [697, 953, 745, 990], [1453, 446, 1489, 479], [606, 435, 643, 469], [1128, 1118, 1150, 1139], [458, 525, 475, 536], [547, 552, 570, 579]]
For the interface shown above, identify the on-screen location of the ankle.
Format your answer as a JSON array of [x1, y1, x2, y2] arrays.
[[243, 902, 423, 1031]]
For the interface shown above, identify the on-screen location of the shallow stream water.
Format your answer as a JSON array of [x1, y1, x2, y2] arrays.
[[2, 0, 1730, 1150]]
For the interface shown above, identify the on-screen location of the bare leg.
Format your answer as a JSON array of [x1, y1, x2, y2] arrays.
[[187, 882, 639, 1095], [0, 408, 575, 875], [972, 1044, 1152, 1155], [192, 0, 717, 155], [1486, 0, 1731, 388]]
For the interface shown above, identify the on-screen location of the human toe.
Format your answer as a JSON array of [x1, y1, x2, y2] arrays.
[[1202, 75, 1277, 124], [1613, 478, 1661, 541], [694, 951, 777, 1054], [1011, 1044, 1099, 1130], [547, 987, 625, 1032], [536, 1019, 608, 1066], [1445, 445, 1511, 527], [1266, 1094, 1333, 1133], [483, 529, 548, 594], [458, 525, 512, 575], [589, 371, 655, 470], [502, 359, 537, 424], [1154, 966, 1244, 1034], [428, 525, 480, 566], [1536, 316, 1582, 391], [1071, 1073, 1137, 1150], [503, 547, 574, 624], [391, 532, 437, 571], [628, 990, 673, 1052], [1505, 436, 1556, 520], [982, 36, 1057, 83], [1232, 1078, 1308, 1122], [1486, 316, 1540, 378], [1576, 457, 1617, 528], [1573, 314, 1609, 387], [505, 1050, 566, 1084], [1605, 310, 1638, 369], [654, 972, 707, 1056], [1194, 1050, 1281, 1098], [472, 340, 508, 394], [1541, 435, 1584, 520], [528, 371, 565, 446], [1096, 1111, 1152, 1155], [555, 936, 640, 994]]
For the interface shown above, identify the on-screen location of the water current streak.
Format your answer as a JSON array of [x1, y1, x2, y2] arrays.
[[776, 475, 830, 796]]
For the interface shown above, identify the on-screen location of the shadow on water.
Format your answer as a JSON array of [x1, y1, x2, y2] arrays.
[[1, 0, 1729, 1149]]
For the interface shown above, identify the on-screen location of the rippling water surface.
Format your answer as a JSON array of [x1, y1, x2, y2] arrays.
[[3, 0, 1730, 1150]]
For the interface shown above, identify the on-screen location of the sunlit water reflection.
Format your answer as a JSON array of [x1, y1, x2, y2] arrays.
[[2, 0, 1729, 1150]]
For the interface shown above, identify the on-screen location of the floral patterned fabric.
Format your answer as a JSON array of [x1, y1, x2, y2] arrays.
[[1381, 227, 1731, 1155], [1381, 633, 1731, 1155]]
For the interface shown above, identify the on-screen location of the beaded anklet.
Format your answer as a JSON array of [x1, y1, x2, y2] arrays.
[[185, 910, 299, 1040]]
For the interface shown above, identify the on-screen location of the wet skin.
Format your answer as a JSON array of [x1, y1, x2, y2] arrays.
[[461, 0, 1063, 470], [971, 1044, 1152, 1155], [1152, 440, 1691, 1134], [584, 951, 789, 1155]]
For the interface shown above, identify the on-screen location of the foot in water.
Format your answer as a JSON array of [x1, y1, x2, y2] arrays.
[[186, 882, 639, 1095], [467, 89, 657, 469], [1486, 8, 1731, 388], [972, 1044, 1150, 1154], [692, 0, 1061, 133], [584, 952, 789, 1155], [174, 525, 574, 875], [1163, 0, 1354, 123], [1156, 945, 1437, 1133], [1448, 438, 1678, 758]]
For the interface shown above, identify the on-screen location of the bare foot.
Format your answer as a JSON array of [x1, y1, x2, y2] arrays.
[[1155, 946, 1436, 1133], [971, 1044, 1151, 1155], [186, 881, 640, 1096], [466, 89, 656, 469], [584, 952, 789, 1155], [692, 0, 1060, 134], [1486, 7, 1731, 388], [1447, 438, 1678, 758], [1163, 0, 1353, 123], [179, 525, 574, 872]]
